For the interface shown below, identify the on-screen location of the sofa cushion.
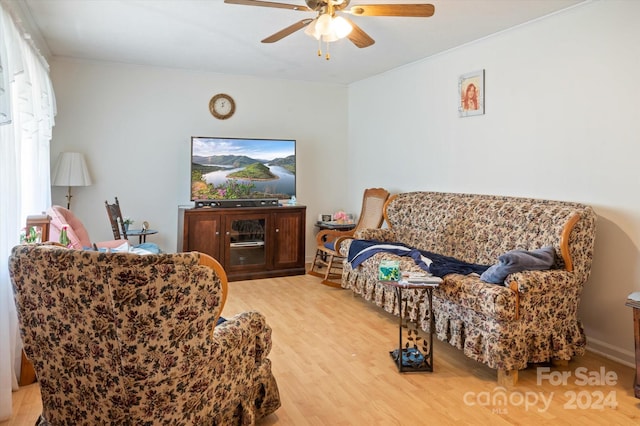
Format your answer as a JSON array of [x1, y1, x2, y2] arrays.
[[348, 239, 491, 277], [345, 250, 517, 322], [435, 274, 518, 322]]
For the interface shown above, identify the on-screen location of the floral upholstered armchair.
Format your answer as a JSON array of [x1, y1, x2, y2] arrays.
[[9, 244, 280, 425]]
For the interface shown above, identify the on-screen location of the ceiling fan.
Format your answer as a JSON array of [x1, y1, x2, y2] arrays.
[[224, 0, 435, 59]]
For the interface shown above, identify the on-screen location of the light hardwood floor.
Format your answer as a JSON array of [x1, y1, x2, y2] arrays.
[[3, 273, 640, 425]]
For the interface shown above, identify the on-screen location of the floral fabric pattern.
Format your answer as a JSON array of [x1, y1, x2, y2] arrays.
[[9, 244, 280, 425], [340, 191, 596, 373]]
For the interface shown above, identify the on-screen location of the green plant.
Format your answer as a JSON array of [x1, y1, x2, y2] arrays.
[[193, 179, 257, 200], [20, 226, 41, 244]]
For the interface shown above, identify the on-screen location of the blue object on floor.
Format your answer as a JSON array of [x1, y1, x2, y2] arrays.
[[390, 347, 425, 368]]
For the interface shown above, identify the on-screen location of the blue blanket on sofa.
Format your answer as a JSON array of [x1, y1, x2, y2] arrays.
[[347, 240, 491, 278]]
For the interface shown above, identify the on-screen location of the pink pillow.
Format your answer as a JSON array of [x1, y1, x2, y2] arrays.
[[46, 205, 127, 249], [47, 206, 90, 249]]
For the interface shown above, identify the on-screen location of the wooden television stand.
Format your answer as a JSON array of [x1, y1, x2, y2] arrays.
[[178, 204, 306, 281]]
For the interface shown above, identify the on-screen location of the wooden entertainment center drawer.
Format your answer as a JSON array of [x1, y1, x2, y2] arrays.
[[178, 205, 306, 281]]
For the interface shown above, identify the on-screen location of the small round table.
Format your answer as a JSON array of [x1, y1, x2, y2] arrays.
[[126, 229, 158, 244]]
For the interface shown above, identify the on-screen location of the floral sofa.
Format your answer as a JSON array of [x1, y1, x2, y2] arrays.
[[339, 191, 597, 384], [9, 244, 280, 425]]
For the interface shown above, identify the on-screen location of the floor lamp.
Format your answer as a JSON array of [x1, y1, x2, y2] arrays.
[[51, 152, 92, 209]]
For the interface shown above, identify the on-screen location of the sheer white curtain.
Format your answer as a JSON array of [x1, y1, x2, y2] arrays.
[[0, 3, 55, 421]]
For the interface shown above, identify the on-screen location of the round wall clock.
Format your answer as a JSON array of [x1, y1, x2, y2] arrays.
[[209, 93, 236, 120]]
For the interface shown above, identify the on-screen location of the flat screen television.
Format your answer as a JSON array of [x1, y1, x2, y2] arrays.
[[190, 136, 296, 201]]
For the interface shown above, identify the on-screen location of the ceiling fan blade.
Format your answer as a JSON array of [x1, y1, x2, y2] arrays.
[[262, 19, 314, 43], [224, 0, 312, 12], [344, 18, 375, 48], [348, 4, 435, 17]]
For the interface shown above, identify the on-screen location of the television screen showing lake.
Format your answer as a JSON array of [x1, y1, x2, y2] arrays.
[[203, 165, 295, 196], [190, 137, 296, 200]]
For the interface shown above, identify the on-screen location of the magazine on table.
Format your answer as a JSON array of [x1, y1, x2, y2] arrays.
[[399, 272, 442, 286]]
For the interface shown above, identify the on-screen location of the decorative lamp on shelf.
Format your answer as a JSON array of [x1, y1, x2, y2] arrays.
[[51, 152, 92, 210]]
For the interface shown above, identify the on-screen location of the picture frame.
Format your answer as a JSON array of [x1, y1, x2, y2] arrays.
[[458, 69, 485, 117]]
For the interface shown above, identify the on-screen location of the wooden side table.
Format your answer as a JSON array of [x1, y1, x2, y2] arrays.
[[625, 295, 640, 398]]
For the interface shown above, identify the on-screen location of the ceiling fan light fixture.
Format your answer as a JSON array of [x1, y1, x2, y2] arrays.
[[304, 12, 351, 59], [332, 15, 353, 38], [304, 19, 321, 39], [321, 32, 339, 43], [316, 13, 333, 35]]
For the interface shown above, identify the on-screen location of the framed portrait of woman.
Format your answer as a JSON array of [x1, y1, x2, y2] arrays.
[[458, 69, 485, 117]]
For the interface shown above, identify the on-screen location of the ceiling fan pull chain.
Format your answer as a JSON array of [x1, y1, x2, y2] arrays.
[[325, 40, 330, 60], [317, 38, 322, 57]]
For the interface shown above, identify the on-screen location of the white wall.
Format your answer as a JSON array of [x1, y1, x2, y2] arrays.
[[348, 0, 640, 365], [50, 59, 349, 260]]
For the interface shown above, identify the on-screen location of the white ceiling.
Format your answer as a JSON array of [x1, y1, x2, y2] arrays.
[[13, 0, 585, 85]]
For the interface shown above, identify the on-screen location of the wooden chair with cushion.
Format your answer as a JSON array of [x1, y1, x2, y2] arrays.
[[309, 187, 390, 287], [9, 244, 281, 424]]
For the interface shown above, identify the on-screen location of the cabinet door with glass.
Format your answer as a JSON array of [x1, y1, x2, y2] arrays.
[[224, 213, 269, 273]]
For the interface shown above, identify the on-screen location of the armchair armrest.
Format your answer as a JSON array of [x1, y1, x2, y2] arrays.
[[213, 310, 272, 363], [334, 234, 357, 256], [209, 310, 280, 422], [337, 229, 400, 256], [507, 269, 578, 295], [315, 229, 355, 248], [507, 270, 584, 353]]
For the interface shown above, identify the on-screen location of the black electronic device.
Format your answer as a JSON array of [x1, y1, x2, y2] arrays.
[[194, 199, 279, 209], [194, 200, 222, 208], [216, 199, 279, 208]]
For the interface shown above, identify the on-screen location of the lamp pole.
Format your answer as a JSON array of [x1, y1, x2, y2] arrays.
[[65, 186, 72, 209]]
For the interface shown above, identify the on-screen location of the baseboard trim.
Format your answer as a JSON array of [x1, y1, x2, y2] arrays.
[[586, 336, 635, 368]]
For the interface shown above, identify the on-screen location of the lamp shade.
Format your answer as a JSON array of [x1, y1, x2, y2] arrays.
[[51, 152, 92, 187]]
